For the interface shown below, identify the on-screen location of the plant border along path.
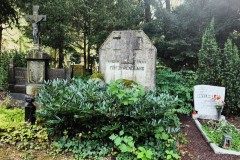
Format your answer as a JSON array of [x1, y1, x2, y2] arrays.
[[193, 116, 240, 155], [180, 115, 240, 160]]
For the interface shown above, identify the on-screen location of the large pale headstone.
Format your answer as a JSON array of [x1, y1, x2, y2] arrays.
[[99, 30, 157, 90], [194, 85, 225, 119]]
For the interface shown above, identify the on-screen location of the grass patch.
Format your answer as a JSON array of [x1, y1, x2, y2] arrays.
[[201, 120, 240, 151]]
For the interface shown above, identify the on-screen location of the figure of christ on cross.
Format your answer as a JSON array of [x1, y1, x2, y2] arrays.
[[24, 5, 46, 46], [31, 17, 44, 44]]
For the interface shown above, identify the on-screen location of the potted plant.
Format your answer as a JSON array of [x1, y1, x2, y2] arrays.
[[211, 95, 225, 119]]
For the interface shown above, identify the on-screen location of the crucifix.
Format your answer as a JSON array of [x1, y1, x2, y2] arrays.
[[24, 5, 46, 47]]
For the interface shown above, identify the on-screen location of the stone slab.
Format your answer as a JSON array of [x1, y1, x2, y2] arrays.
[[27, 61, 45, 84], [99, 30, 157, 90], [194, 85, 225, 119]]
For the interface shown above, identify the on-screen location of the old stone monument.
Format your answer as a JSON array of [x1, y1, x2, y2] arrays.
[[24, 5, 50, 96], [24, 5, 50, 123], [194, 85, 225, 120], [24, 5, 46, 49], [99, 30, 157, 90]]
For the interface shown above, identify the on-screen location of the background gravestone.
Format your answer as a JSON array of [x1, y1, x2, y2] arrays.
[[99, 30, 157, 90], [194, 85, 225, 119]]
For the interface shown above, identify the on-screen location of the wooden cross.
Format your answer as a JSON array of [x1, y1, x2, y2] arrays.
[[24, 5, 46, 46]]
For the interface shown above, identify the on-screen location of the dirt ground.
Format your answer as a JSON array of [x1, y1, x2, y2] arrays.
[[180, 115, 240, 160]]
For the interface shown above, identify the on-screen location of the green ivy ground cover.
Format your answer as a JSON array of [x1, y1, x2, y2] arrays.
[[0, 107, 24, 131], [0, 74, 194, 159], [0, 107, 49, 151]]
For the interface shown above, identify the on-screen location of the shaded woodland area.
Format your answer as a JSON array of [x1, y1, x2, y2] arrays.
[[1, 0, 240, 70]]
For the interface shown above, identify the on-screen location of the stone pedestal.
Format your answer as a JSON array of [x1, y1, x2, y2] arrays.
[[24, 49, 50, 124], [26, 49, 50, 96], [25, 96, 36, 124]]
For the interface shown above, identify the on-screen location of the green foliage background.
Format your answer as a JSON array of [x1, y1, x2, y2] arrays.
[[0, 51, 26, 91], [197, 20, 240, 115]]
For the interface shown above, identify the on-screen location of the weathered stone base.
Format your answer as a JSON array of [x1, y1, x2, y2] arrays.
[[192, 114, 226, 121], [26, 84, 43, 96], [9, 84, 26, 93]]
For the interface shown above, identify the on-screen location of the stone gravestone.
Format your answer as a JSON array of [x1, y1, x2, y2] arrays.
[[24, 5, 50, 96], [194, 85, 225, 120], [99, 30, 157, 90]]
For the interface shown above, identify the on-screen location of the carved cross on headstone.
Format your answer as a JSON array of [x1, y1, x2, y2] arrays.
[[24, 5, 46, 47]]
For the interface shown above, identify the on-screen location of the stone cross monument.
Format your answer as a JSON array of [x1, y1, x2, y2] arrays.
[[24, 5, 50, 124], [24, 5, 46, 49], [24, 5, 50, 96]]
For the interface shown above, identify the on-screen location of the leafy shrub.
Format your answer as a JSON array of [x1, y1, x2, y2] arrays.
[[0, 107, 24, 131], [0, 53, 10, 91], [36, 78, 182, 159], [156, 67, 196, 114], [1, 123, 49, 150], [11, 51, 27, 67], [109, 130, 153, 160], [109, 79, 144, 105], [0, 51, 27, 91], [0, 107, 49, 150]]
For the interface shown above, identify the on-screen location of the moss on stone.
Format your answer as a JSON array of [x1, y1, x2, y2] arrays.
[[90, 73, 104, 81], [121, 79, 138, 87]]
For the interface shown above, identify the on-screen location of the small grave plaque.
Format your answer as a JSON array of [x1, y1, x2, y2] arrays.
[[194, 85, 225, 119], [99, 30, 157, 90]]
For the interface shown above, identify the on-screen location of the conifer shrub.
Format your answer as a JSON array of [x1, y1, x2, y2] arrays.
[[197, 19, 240, 115]]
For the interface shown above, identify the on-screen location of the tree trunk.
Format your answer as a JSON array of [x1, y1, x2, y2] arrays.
[[144, 0, 151, 22], [165, 0, 170, 12], [58, 47, 64, 68], [87, 44, 92, 74], [83, 30, 87, 70], [0, 24, 3, 55]]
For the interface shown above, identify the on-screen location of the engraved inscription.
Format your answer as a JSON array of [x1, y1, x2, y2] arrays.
[[109, 66, 145, 71]]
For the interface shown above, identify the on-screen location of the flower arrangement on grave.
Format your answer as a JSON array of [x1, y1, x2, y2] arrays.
[[211, 95, 225, 109]]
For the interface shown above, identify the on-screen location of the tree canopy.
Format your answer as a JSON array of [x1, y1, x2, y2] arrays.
[[1, 0, 240, 70], [0, 0, 19, 53]]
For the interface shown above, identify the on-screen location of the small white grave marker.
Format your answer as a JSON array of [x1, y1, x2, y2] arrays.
[[194, 85, 225, 119]]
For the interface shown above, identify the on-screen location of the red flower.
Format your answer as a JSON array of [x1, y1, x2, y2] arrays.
[[215, 95, 221, 100]]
